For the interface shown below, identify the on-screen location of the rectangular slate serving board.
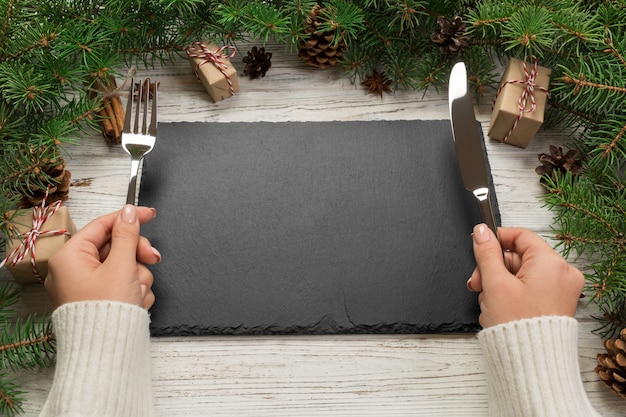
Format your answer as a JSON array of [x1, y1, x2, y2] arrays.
[[139, 120, 499, 336]]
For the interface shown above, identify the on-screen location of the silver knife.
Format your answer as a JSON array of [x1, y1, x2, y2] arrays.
[[448, 62, 498, 237]]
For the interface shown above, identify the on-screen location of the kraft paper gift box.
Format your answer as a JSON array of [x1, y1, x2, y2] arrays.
[[4, 205, 76, 284], [187, 42, 239, 102], [488, 57, 552, 148]]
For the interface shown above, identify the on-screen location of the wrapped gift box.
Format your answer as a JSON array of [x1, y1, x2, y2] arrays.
[[187, 42, 239, 102], [488, 57, 551, 148], [5, 205, 76, 284]]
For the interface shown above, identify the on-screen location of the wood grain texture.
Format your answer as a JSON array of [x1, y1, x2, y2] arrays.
[[3, 41, 626, 415]]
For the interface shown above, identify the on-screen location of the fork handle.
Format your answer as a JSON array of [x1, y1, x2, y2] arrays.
[[126, 159, 141, 205]]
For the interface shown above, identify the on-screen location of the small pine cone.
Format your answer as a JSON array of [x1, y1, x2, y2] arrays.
[[431, 16, 471, 54], [596, 328, 626, 399], [242, 46, 272, 79], [15, 149, 72, 208], [19, 169, 72, 208], [535, 145, 583, 184], [298, 5, 346, 69]]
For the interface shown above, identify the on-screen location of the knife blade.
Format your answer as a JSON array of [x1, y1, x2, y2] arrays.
[[448, 62, 498, 237]]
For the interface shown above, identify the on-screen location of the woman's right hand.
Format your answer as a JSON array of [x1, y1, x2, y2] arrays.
[[467, 224, 584, 328]]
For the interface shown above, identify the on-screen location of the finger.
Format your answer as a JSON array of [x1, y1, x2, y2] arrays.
[[496, 227, 554, 258], [142, 287, 156, 309], [477, 292, 491, 328], [472, 224, 510, 291], [71, 206, 157, 251], [138, 264, 154, 290], [105, 205, 142, 271], [467, 267, 482, 292], [137, 236, 161, 265], [101, 236, 160, 264], [138, 266, 156, 309], [503, 250, 523, 274], [99, 242, 111, 262]]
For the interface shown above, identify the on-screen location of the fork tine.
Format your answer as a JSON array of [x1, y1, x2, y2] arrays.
[[134, 79, 142, 134], [142, 79, 149, 135], [149, 80, 158, 136], [123, 78, 134, 133]]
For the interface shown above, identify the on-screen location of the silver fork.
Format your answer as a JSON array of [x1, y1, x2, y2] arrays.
[[122, 78, 158, 205]]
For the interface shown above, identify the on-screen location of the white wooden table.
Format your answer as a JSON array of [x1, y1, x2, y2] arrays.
[[4, 42, 626, 416]]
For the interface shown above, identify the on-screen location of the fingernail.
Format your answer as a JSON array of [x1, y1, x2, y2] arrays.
[[140, 284, 147, 298], [473, 224, 490, 244], [151, 247, 162, 262], [466, 277, 474, 292], [121, 204, 137, 224], [150, 208, 157, 218]]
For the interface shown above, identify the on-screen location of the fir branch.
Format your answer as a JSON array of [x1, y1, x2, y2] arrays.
[[596, 119, 626, 162], [561, 74, 626, 96], [554, 202, 622, 247], [0, 285, 19, 323], [545, 96, 600, 128], [3, 33, 57, 63], [0, 374, 24, 417], [501, 5, 555, 56], [379, 41, 421, 90], [603, 37, 626, 68], [317, 0, 365, 45], [470, 15, 511, 28], [554, 232, 618, 248], [0, 283, 52, 416], [0, 143, 64, 199], [0, 315, 55, 371], [160, 0, 204, 14]]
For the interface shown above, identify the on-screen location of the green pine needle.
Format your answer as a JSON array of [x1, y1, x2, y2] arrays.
[[0, 374, 25, 417], [0, 315, 55, 372]]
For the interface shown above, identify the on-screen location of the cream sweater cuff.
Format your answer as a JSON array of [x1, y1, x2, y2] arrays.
[[478, 316, 600, 417], [40, 301, 155, 417]]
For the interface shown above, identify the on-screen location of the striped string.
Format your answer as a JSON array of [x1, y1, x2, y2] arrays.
[[0, 188, 71, 282], [493, 56, 550, 142], [186, 42, 237, 97]]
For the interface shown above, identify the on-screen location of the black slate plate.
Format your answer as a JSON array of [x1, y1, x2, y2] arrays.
[[139, 120, 498, 336]]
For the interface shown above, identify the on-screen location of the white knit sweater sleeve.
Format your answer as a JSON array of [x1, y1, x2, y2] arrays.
[[478, 316, 602, 417], [39, 301, 155, 417]]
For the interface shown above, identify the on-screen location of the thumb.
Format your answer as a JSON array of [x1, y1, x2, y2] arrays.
[[106, 205, 140, 267], [472, 224, 508, 290]]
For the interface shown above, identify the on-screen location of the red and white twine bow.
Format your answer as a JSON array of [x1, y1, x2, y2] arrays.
[[493, 56, 549, 142], [186, 42, 237, 97], [0, 189, 71, 282]]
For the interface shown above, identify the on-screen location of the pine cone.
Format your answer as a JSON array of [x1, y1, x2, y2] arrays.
[[242, 46, 272, 79], [596, 328, 626, 399], [535, 145, 583, 184], [13, 146, 72, 208], [431, 16, 471, 54], [298, 5, 346, 69]]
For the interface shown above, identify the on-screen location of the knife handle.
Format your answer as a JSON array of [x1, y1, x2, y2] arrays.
[[474, 187, 498, 238], [475, 188, 514, 270]]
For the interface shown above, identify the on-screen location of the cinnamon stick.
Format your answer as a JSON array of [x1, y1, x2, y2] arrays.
[[98, 105, 116, 143], [110, 94, 125, 131], [103, 97, 123, 144], [94, 77, 125, 144]]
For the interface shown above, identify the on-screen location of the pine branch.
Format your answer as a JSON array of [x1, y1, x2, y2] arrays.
[[594, 119, 626, 163], [542, 169, 626, 336], [561, 73, 626, 96], [0, 285, 19, 324], [0, 282, 55, 416], [0, 374, 24, 417], [0, 315, 55, 371]]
